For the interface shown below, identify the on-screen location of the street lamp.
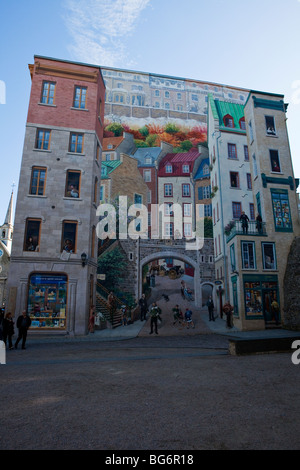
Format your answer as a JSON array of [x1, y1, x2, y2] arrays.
[[81, 252, 88, 267]]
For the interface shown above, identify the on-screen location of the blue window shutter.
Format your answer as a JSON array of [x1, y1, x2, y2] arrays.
[[198, 187, 203, 200]]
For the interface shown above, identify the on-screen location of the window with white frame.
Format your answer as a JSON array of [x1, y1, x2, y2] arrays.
[[165, 164, 172, 173], [183, 203, 191, 217], [183, 223, 192, 237], [143, 169, 151, 182], [241, 241, 256, 269], [182, 184, 190, 197], [165, 203, 173, 216], [182, 164, 190, 173]]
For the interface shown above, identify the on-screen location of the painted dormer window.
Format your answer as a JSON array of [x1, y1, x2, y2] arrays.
[[239, 118, 246, 130], [203, 164, 209, 176], [224, 114, 234, 128], [165, 164, 172, 173], [182, 164, 190, 173]]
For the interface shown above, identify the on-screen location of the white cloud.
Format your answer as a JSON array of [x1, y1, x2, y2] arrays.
[[64, 0, 151, 67]]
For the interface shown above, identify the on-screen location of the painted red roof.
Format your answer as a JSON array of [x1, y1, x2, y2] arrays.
[[103, 136, 124, 151], [158, 150, 200, 177]]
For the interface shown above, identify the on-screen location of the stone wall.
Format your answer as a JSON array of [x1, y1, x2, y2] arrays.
[[283, 237, 300, 330]]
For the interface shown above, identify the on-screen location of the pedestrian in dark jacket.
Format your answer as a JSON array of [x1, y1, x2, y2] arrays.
[[15, 310, 31, 350], [138, 294, 148, 321], [3, 312, 15, 350], [149, 303, 161, 335], [239, 211, 249, 234], [206, 296, 215, 321]]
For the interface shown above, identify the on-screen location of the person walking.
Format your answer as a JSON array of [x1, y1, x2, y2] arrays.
[[2, 312, 15, 350], [172, 305, 183, 326], [239, 211, 249, 234], [138, 293, 148, 321], [206, 296, 215, 321], [184, 308, 195, 329], [223, 301, 233, 329], [15, 310, 31, 349], [149, 302, 161, 335], [271, 299, 280, 325]]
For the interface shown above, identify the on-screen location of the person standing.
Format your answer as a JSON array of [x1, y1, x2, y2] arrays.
[[256, 213, 263, 234], [15, 310, 31, 350], [3, 312, 15, 350], [184, 308, 195, 329], [239, 211, 249, 234], [149, 302, 161, 335], [223, 301, 233, 329], [139, 293, 148, 321], [271, 299, 280, 325], [206, 296, 215, 321]]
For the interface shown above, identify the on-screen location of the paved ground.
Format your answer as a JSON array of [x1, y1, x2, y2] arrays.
[[1, 274, 300, 451]]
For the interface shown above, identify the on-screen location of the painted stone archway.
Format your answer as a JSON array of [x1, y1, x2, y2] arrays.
[[140, 250, 201, 306]]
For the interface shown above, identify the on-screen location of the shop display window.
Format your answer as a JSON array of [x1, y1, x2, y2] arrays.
[[271, 189, 292, 231], [27, 273, 67, 329], [244, 281, 262, 316]]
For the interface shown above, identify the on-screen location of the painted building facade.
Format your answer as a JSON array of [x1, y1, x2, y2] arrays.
[[6, 56, 105, 335]]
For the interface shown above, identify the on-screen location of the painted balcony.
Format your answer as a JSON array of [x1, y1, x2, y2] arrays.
[[225, 220, 267, 242]]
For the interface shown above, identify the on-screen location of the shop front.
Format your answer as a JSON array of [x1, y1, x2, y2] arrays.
[[27, 273, 68, 329], [243, 274, 280, 325]]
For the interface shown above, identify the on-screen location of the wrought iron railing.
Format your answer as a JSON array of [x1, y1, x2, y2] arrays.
[[226, 220, 267, 242]]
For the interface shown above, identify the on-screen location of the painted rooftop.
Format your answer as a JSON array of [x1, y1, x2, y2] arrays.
[[132, 147, 162, 167], [103, 136, 124, 151], [158, 150, 200, 177], [194, 158, 210, 180], [208, 94, 246, 133], [101, 160, 122, 179]]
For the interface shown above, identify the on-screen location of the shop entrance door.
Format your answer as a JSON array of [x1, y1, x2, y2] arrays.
[[262, 282, 280, 324]]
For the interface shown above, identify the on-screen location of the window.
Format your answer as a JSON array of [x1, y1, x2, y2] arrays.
[[202, 185, 211, 199], [183, 203, 191, 217], [270, 150, 281, 172], [105, 153, 111, 161], [182, 184, 190, 197], [230, 172, 239, 188], [147, 191, 151, 204], [36, 129, 51, 150], [249, 120, 254, 142], [94, 177, 98, 204], [164, 184, 173, 197], [24, 218, 41, 252], [265, 116, 276, 135], [249, 203, 255, 220], [203, 164, 209, 176], [165, 91, 170, 98], [91, 226, 96, 258], [262, 242, 277, 270], [164, 222, 173, 237], [145, 157, 152, 164], [232, 202, 242, 219], [69, 133, 84, 153], [204, 204, 212, 217], [247, 173, 252, 190], [183, 223, 192, 237], [134, 193, 142, 206], [165, 164, 172, 173], [191, 94, 198, 101], [100, 185, 104, 201], [244, 145, 249, 161], [177, 93, 182, 100], [271, 189, 292, 231], [62, 221, 77, 253], [41, 81, 56, 105], [165, 102, 170, 109], [239, 118, 246, 130], [165, 203, 173, 216], [228, 143, 237, 159], [65, 170, 80, 198], [224, 114, 234, 128], [177, 105, 183, 111], [230, 244, 236, 271], [30, 167, 46, 196], [182, 164, 190, 173], [242, 241, 256, 269], [155, 90, 160, 96], [253, 154, 258, 179], [143, 169, 151, 182], [73, 86, 87, 109]]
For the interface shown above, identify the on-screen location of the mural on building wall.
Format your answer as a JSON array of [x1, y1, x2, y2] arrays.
[[104, 119, 207, 151]]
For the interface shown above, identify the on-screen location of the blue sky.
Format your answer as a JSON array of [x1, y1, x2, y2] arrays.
[[1, 0, 300, 223]]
